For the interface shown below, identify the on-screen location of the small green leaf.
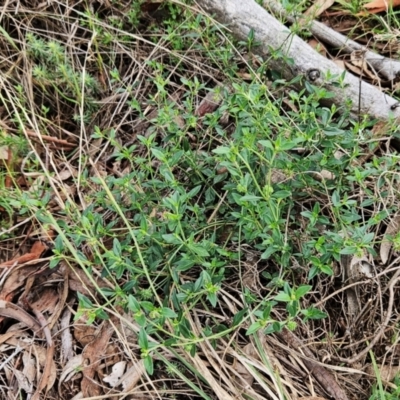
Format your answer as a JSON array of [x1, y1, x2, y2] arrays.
[[207, 292, 217, 307], [258, 140, 274, 150], [301, 307, 327, 321], [162, 234, 182, 245], [213, 146, 231, 155], [161, 307, 177, 318], [151, 148, 166, 161], [144, 355, 154, 375], [295, 285, 312, 299], [287, 300, 299, 317], [113, 238, 122, 257], [187, 185, 202, 199], [232, 308, 247, 326], [246, 321, 263, 335], [188, 244, 210, 257], [139, 327, 149, 350], [274, 292, 291, 302]]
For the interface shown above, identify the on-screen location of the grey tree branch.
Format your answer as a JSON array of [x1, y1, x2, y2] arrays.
[[263, 0, 400, 81], [199, 0, 400, 121]]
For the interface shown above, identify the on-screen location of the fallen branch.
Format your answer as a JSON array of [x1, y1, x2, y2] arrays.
[[264, 0, 400, 82], [199, 0, 400, 121]]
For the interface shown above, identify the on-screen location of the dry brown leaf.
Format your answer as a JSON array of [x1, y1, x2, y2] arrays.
[[73, 316, 98, 347], [305, 0, 335, 16], [380, 216, 400, 264], [0, 300, 42, 333], [81, 320, 115, 397], [333, 59, 346, 69], [48, 269, 69, 330], [0, 241, 47, 268], [30, 288, 59, 314], [13, 369, 32, 393], [308, 38, 327, 56], [363, 0, 400, 13], [0, 146, 9, 160], [71, 393, 84, 400], [366, 363, 400, 381], [22, 351, 36, 385], [350, 51, 379, 81], [195, 87, 225, 117], [60, 307, 74, 363], [0, 265, 39, 302], [31, 305, 56, 399], [5, 337, 57, 390]]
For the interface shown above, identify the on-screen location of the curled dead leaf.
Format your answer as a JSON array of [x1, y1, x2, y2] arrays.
[[103, 361, 127, 387], [380, 216, 400, 265]]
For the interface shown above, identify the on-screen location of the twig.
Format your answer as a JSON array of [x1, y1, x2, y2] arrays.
[[263, 0, 400, 81]]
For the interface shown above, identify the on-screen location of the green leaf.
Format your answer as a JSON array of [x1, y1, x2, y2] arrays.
[[301, 307, 327, 321], [331, 191, 340, 207], [161, 307, 177, 318], [151, 148, 165, 161], [295, 285, 312, 299], [362, 232, 375, 244], [188, 244, 210, 257], [232, 308, 248, 326], [239, 195, 262, 202], [207, 292, 217, 307], [96, 309, 109, 320], [175, 258, 195, 272], [301, 211, 313, 219], [140, 301, 154, 312], [77, 293, 92, 309], [340, 247, 357, 255], [261, 246, 278, 259], [246, 321, 263, 335], [258, 140, 274, 150], [113, 238, 122, 257], [144, 355, 154, 375], [272, 190, 292, 199], [287, 300, 299, 317], [320, 264, 333, 275], [212, 146, 231, 155], [162, 234, 182, 245], [128, 295, 140, 312], [308, 265, 319, 280], [274, 292, 291, 302], [139, 327, 149, 350], [187, 185, 202, 199]]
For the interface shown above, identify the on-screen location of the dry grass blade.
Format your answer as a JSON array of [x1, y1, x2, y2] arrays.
[[189, 354, 234, 400]]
